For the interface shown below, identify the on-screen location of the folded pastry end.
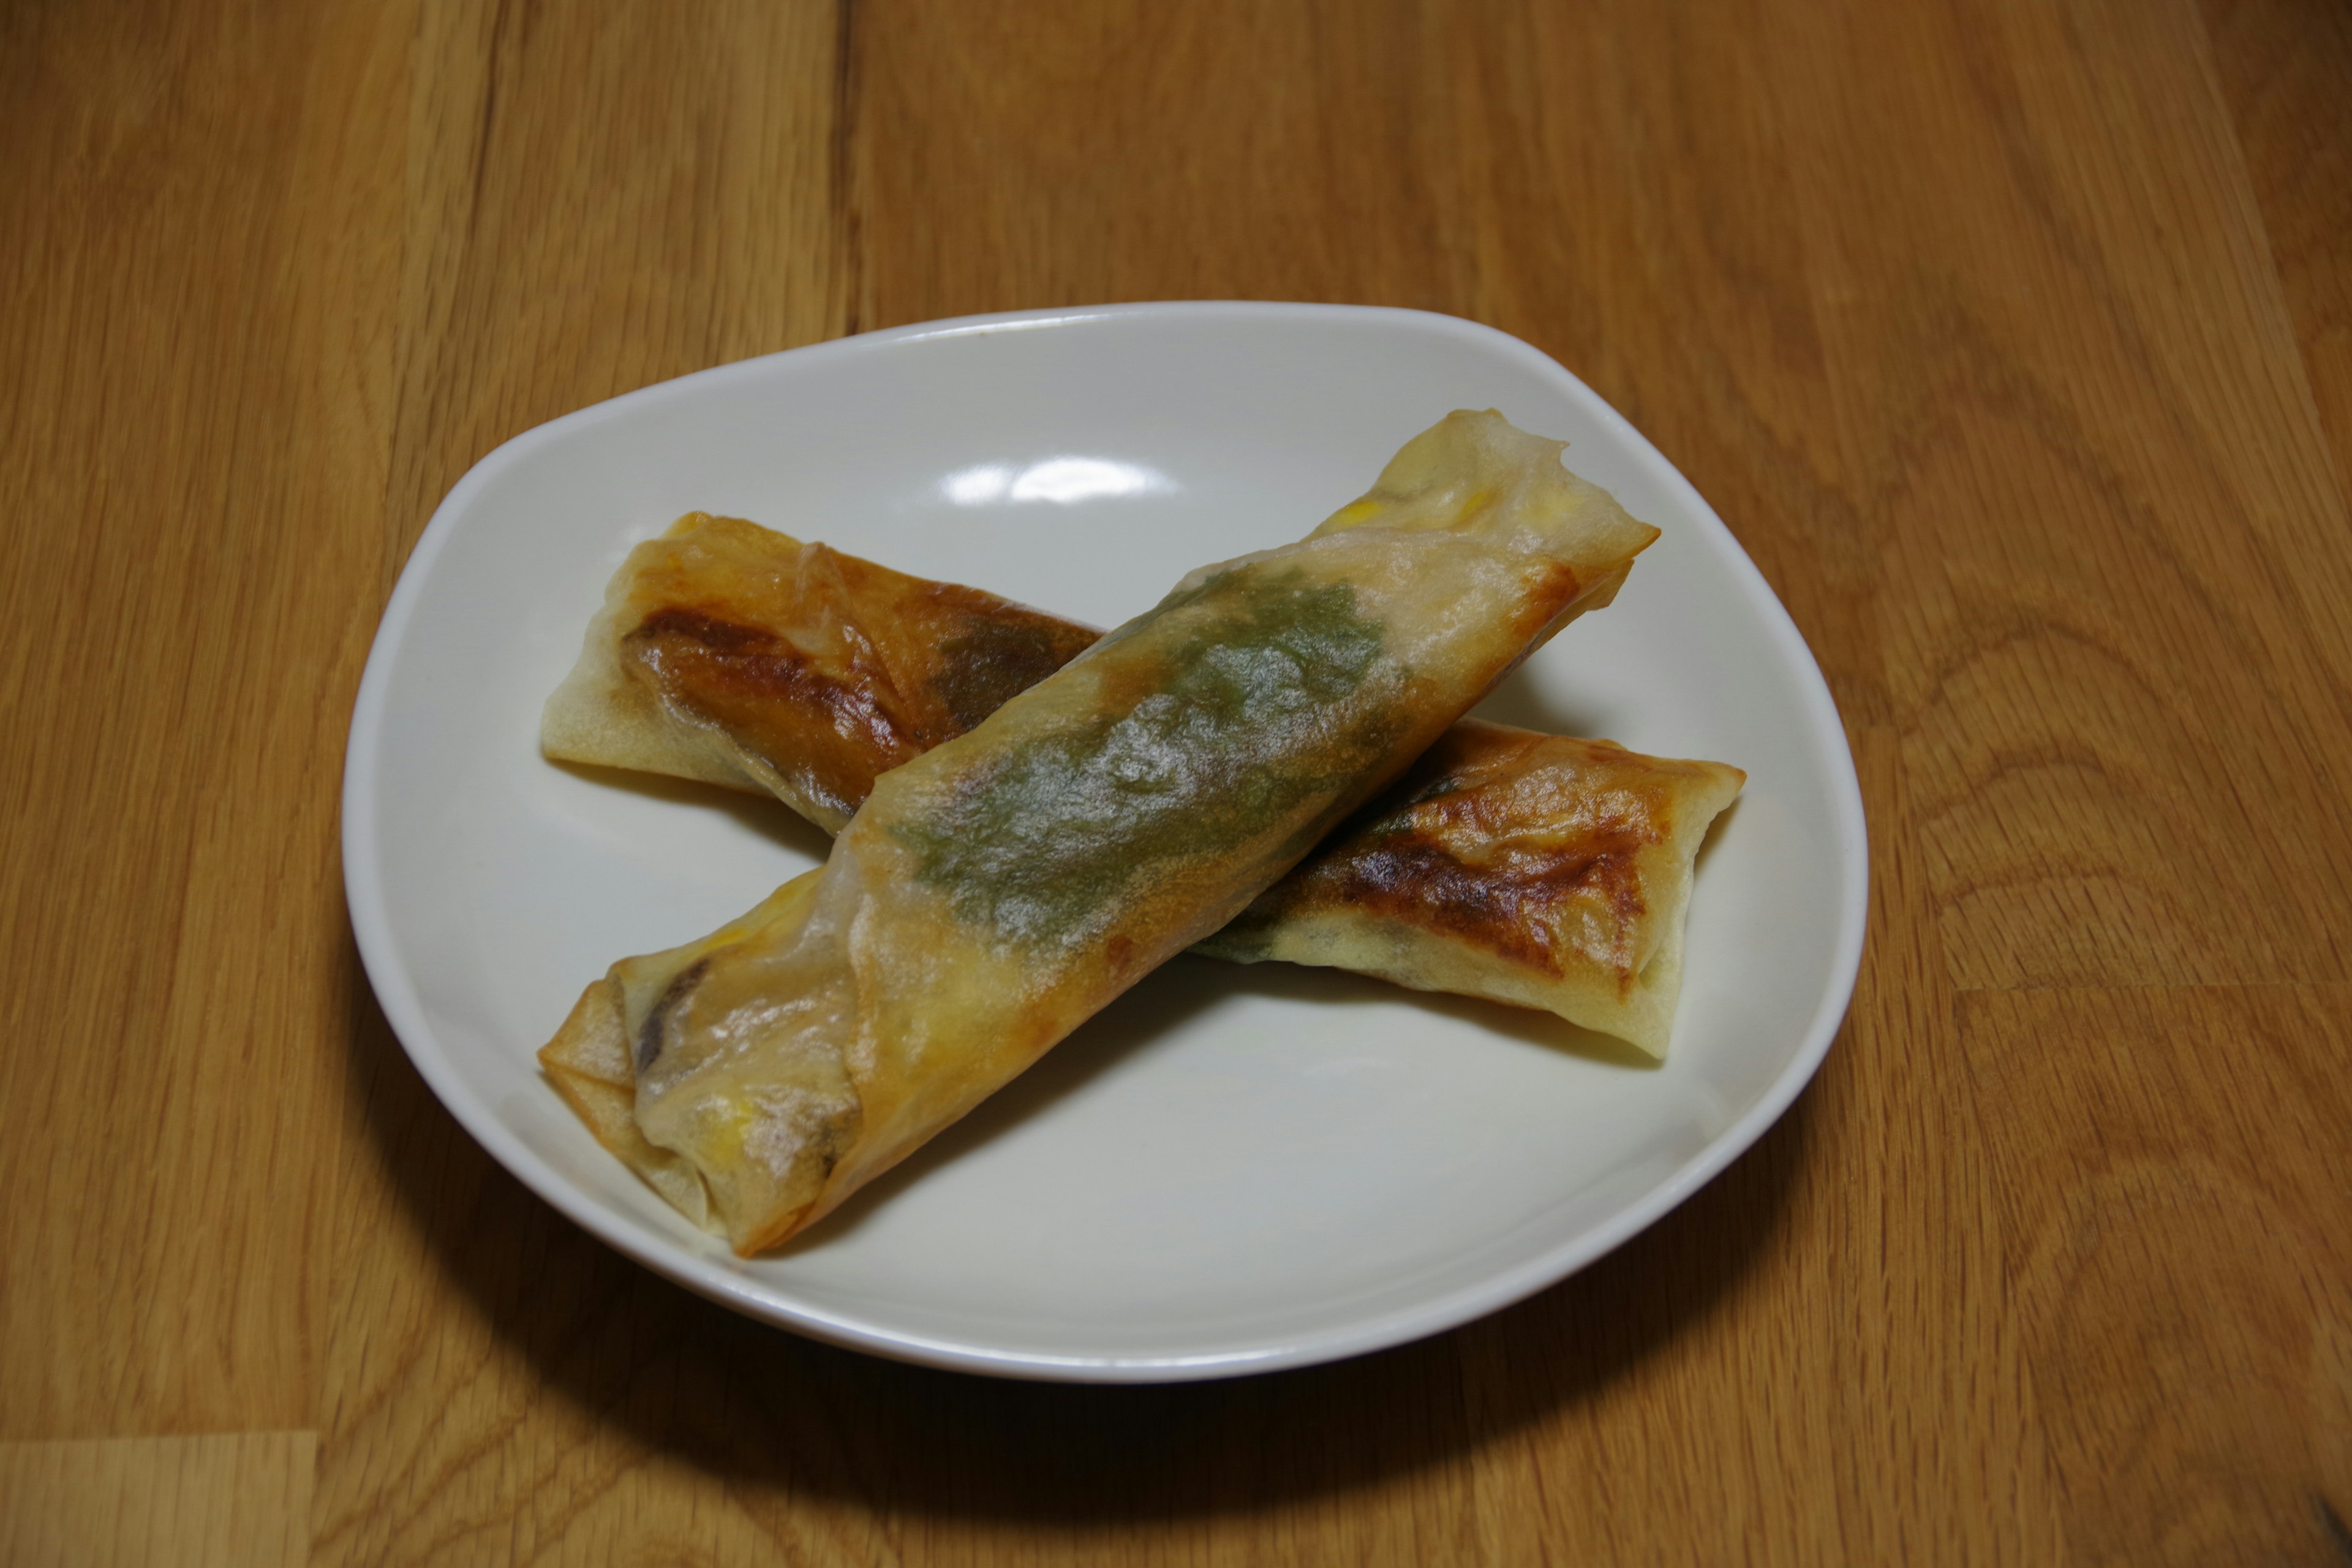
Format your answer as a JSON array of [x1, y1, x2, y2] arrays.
[[540, 515, 777, 797], [1194, 724, 1744, 1056], [544, 870, 856, 1253], [540, 978, 718, 1232]]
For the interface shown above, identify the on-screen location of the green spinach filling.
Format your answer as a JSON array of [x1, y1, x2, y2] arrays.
[[895, 569, 1404, 946]]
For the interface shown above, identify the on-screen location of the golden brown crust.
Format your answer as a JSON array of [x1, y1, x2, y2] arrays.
[[543, 514, 1098, 830], [619, 543, 1098, 826], [625, 605, 919, 827], [1197, 722, 1744, 1054], [1225, 725, 1676, 988]]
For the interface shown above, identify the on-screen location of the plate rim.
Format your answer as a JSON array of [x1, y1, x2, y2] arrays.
[[341, 300, 1869, 1382]]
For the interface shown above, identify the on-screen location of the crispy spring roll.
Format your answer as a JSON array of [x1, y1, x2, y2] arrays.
[[1190, 722, 1741, 1052], [544, 519, 1741, 1054], [541, 516, 1098, 832], [545, 411, 1659, 1251]]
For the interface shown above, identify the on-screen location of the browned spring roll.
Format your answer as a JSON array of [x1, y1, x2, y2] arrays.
[[545, 410, 1672, 1253], [542, 516, 1097, 832], [546, 519, 1740, 1056]]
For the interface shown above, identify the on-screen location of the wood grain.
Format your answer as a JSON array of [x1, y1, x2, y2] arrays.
[[379, 0, 849, 577], [0, 0, 399, 1442], [2, 0, 2346, 1562], [1961, 984, 2352, 1564], [1762, 0, 2352, 994], [0, 1432, 316, 1568], [2202, 0, 2352, 505]]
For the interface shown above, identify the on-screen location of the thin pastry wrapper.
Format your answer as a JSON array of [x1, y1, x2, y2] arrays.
[[543, 510, 1740, 1054], [545, 410, 1660, 1253]]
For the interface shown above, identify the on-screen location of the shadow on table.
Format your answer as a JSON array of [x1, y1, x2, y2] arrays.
[[342, 927, 1817, 1527]]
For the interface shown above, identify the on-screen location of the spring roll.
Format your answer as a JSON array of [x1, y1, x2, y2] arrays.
[[1190, 722, 1741, 1052], [541, 516, 1097, 832], [544, 517, 1741, 1052], [545, 410, 1659, 1251]]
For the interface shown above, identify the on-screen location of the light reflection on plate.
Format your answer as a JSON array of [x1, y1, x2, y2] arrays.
[[941, 456, 1179, 505]]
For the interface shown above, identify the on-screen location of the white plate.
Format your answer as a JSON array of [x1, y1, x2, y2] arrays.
[[344, 303, 1866, 1382]]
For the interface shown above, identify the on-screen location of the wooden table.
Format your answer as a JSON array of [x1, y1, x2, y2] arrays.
[[5, 1, 2347, 1562]]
